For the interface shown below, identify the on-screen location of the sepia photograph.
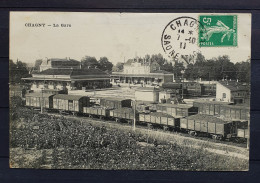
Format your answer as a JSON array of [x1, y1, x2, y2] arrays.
[[9, 12, 251, 171]]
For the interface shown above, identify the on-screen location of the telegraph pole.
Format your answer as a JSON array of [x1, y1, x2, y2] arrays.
[[41, 87, 43, 113]]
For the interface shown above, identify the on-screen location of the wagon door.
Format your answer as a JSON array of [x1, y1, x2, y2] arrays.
[[74, 100, 79, 112]]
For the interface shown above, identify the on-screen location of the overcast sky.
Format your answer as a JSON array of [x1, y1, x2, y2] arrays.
[[10, 12, 251, 65]]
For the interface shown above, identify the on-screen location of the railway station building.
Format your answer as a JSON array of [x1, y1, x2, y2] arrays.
[[111, 61, 174, 86], [23, 58, 111, 92]]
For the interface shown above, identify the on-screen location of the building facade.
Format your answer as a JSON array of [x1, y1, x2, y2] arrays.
[[111, 61, 174, 86], [40, 58, 81, 72], [216, 80, 249, 104]]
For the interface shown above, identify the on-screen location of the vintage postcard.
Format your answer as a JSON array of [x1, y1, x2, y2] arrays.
[[9, 12, 251, 170]]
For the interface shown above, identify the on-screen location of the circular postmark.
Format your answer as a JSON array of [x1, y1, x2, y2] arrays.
[[161, 16, 203, 63]]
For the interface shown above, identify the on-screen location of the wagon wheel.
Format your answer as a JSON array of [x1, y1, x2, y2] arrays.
[[127, 120, 133, 125], [163, 126, 169, 131], [147, 123, 153, 129], [115, 118, 120, 123], [216, 135, 223, 141]]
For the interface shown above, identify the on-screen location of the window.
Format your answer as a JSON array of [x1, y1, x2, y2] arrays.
[[222, 93, 226, 98]]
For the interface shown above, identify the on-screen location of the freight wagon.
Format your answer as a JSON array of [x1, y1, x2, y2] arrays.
[[237, 128, 249, 139], [193, 100, 231, 116], [83, 106, 109, 119], [25, 93, 54, 109], [139, 112, 180, 129], [156, 103, 198, 117], [53, 94, 90, 114], [109, 107, 138, 123], [219, 105, 250, 121], [180, 114, 238, 140], [99, 97, 132, 109]]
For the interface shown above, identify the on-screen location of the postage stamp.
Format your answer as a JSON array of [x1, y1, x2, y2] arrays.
[[199, 15, 237, 47]]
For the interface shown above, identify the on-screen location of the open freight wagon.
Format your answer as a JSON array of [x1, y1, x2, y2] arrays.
[[53, 94, 90, 114], [155, 103, 198, 118], [109, 107, 138, 123], [139, 112, 180, 129], [83, 106, 109, 118], [180, 114, 237, 140]]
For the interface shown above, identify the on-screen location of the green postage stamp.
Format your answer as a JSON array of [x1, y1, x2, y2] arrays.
[[199, 15, 237, 47]]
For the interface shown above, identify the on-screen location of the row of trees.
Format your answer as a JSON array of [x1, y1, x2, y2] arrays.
[[112, 53, 250, 83], [10, 53, 251, 84], [183, 54, 250, 83], [81, 56, 113, 72]]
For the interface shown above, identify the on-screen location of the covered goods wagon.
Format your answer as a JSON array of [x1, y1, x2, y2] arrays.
[[99, 97, 132, 109], [193, 100, 231, 116], [53, 94, 90, 113], [219, 105, 250, 121], [25, 93, 54, 108]]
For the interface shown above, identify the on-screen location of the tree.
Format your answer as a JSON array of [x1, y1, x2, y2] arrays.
[[81, 56, 100, 69], [34, 59, 43, 71], [98, 57, 113, 72], [112, 62, 124, 72], [235, 60, 250, 83], [173, 61, 185, 79], [9, 59, 31, 84]]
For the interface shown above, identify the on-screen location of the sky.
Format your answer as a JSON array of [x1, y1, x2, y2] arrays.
[[10, 12, 251, 65]]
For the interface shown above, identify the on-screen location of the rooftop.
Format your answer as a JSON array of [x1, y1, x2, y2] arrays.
[[217, 80, 249, 92], [34, 68, 107, 76]]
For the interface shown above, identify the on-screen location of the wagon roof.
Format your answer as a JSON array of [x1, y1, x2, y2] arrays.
[[53, 94, 88, 100], [186, 114, 229, 124], [156, 103, 193, 108], [224, 104, 250, 110], [25, 93, 54, 98]]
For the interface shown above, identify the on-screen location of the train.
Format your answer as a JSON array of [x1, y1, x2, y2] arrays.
[[24, 93, 250, 142]]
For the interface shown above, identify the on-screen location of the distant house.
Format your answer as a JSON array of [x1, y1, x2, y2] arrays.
[[135, 87, 160, 103], [111, 60, 174, 86], [39, 58, 81, 72], [216, 80, 250, 104]]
